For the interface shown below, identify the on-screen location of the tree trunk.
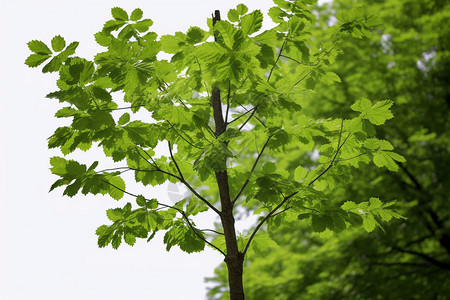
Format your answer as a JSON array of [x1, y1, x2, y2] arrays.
[[211, 10, 245, 300]]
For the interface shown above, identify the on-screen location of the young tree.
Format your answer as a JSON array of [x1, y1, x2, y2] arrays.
[[25, 1, 405, 299]]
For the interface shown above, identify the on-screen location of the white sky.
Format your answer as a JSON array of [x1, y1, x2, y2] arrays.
[[0, 1, 278, 299], [0, 0, 332, 299]]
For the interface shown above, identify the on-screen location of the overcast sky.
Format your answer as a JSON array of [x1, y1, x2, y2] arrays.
[[0, 1, 330, 299]]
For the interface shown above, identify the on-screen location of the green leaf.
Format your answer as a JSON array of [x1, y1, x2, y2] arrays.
[[108, 176, 125, 200], [146, 199, 158, 209], [362, 214, 376, 232], [94, 31, 112, 46], [130, 8, 143, 21], [369, 197, 382, 210], [124, 232, 136, 246], [373, 151, 399, 171], [51, 35, 65, 52], [228, 9, 240, 22], [27, 40, 52, 54], [214, 20, 236, 49], [341, 201, 357, 210], [112, 230, 123, 249], [111, 7, 129, 21], [240, 10, 263, 36], [294, 166, 307, 181], [136, 195, 146, 207], [134, 19, 153, 32], [106, 208, 123, 221], [186, 27, 205, 44], [118, 113, 130, 125], [236, 4, 248, 15], [164, 222, 205, 253], [351, 99, 394, 125], [25, 53, 51, 67], [311, 214, 327, 232]]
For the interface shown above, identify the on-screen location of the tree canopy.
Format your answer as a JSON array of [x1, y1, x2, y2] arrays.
[[207, 0, 450, 299]]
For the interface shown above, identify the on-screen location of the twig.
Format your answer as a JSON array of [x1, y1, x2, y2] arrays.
[[168, 141, 184, 180], [308, 119, 350, 186], [225, 80, 231, 125], [227, 107, 255, 126], [267, 38, 287, 82], [238, 106, 258, 131], [180, 211, 226, 256], [200, 229, 224, 235], [167, 121, 204, 150]]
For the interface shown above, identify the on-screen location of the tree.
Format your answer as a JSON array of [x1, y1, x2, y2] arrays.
[[207, 0, 450, 299], [25, 1, 406, 299]]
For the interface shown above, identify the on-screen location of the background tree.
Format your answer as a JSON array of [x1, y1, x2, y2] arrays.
[[207, 0, 450, 299], [26, 1, 406, 299]]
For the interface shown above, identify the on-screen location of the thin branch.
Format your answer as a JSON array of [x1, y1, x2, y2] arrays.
[[280, 54, 320, 66], [399, 163, 423, 190], [393, 247, 450, 270], [242, 191, 299, 257], [238, 106, 258, 131], [267, 38, 287, 82], [270, 206, 292, 218], [371, 262, 430, 267], [225, 80, 231, 125], [96, 167, 130, 174], [233, 98, 266, 127], [232, 136, 272, 205], [308, 120, 350, 186], [81, 84, 100, 110], [200, 229, 224, 235], [167, 121, 204, 149], [180, 211, 226, 256], [101, 104, 147, 112], [168, 141, 184, 181], [289, 70, 312, 92], [300, 205, 320, 213], [227, 107, 255, 126]]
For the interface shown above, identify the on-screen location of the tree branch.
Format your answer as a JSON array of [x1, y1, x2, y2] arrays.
[[225, 80, 231, 125], [180, 210, 226, 256], [167, 121, 204, 150], [308, 120, 350, 186], [242, 191, 298, 257], [267, 37, 287, 82], [168, 141, 185, 181], [238, 106, 258, 131], [227, 106, 256, 126], [232, 136, 272, 205], [393, 247, 450, 270]]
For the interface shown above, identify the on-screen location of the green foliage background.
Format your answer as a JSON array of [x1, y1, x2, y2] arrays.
[[207, 0, 450, 299]]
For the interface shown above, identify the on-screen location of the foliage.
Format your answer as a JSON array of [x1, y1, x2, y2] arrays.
[[207, 0, 450, 299], [26, 1, 409, 298]]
